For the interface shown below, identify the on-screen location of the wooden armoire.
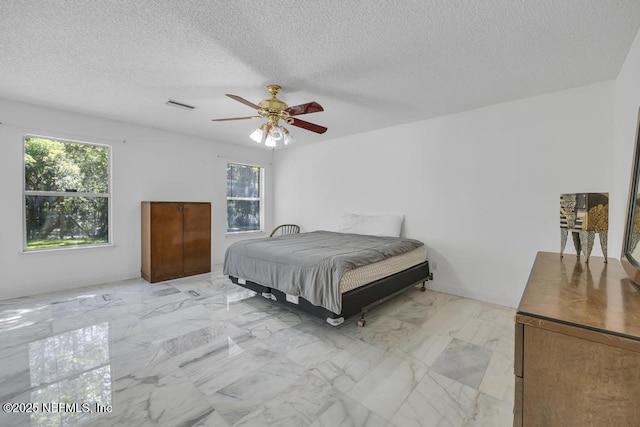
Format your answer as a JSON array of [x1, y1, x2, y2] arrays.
[[141, 201, 211, 283]]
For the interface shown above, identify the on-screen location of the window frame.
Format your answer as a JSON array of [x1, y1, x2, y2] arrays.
[[22, 134, 113, 252], [226, 161, 264, 235]]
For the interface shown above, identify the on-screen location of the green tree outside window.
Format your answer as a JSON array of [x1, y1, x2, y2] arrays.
[[24, 136, 110, 250]]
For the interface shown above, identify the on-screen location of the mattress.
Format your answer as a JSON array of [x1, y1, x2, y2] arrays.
[[340, 245, 427, 293]]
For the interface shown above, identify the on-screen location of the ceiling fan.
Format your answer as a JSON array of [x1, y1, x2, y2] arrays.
[[212, 84, 327, 147]]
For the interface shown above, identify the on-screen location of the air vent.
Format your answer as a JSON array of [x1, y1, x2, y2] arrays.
[[165, 99, 195, 110]]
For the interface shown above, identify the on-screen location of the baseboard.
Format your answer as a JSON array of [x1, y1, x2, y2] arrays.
[[0, 270, 141, 301], [1, 270, 521, 309], [425, 282, 520, 309]]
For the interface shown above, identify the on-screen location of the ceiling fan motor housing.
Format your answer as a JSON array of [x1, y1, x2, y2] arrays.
[[258, 85, 289, 122]]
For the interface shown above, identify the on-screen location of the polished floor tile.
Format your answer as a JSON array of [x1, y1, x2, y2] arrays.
[[431, 339, 492, 389], [0, 266, 516, 426]]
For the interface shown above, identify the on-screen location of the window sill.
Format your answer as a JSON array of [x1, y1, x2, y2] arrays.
[[20, 243, 116, 255], [225, 230, 265, 238]]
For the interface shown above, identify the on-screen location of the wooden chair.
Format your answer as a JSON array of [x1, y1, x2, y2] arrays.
[[269, 224, 300, 237]]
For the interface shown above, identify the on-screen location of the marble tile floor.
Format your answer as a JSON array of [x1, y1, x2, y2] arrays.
[[0, 266, 516, 427]]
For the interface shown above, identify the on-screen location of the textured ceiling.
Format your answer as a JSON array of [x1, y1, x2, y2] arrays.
[[1, 1, 640, 149]]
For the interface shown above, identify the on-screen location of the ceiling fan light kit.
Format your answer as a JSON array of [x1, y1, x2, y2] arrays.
[[249, 124, 294, 147], [212, 84, 326, 148]]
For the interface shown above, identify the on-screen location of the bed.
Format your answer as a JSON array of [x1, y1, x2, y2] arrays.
[[223, 229, 432, 326]]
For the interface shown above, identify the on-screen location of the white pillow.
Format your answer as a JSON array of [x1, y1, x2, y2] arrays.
[[338, 212, 404, 237]]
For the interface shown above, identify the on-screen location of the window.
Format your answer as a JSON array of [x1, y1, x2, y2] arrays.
[[23, 136, 111, 250], [226, 162, 262, 233]]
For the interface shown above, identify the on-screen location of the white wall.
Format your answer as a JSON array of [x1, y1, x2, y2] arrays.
[[0, 99, 273, 300], [0, 70, 626, 306], [613, 27, 640, 259], [273, 82, 614, 307]]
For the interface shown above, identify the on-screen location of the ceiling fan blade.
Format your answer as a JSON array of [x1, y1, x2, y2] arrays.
[[285, 102, 324, 116], [226, 94, 260, 110], [289, 118, 328, 134], [211, 116, 261, 121]]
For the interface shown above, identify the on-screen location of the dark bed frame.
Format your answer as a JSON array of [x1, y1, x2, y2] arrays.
[[229, 260, 432, 326]]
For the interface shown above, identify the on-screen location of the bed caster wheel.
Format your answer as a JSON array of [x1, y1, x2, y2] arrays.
[[357, 319, 366, 327], [420, 285, 426, 292]]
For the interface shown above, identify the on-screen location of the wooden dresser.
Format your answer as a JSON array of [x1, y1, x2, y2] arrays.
[[514, 251, 640, 426]]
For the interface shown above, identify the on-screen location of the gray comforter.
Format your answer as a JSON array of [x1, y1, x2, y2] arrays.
[[223, 230, 424, 314]]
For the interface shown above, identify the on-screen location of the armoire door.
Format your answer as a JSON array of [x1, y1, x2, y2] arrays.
[[183, 202, 211, 274], [150, 202, 184, 279]]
